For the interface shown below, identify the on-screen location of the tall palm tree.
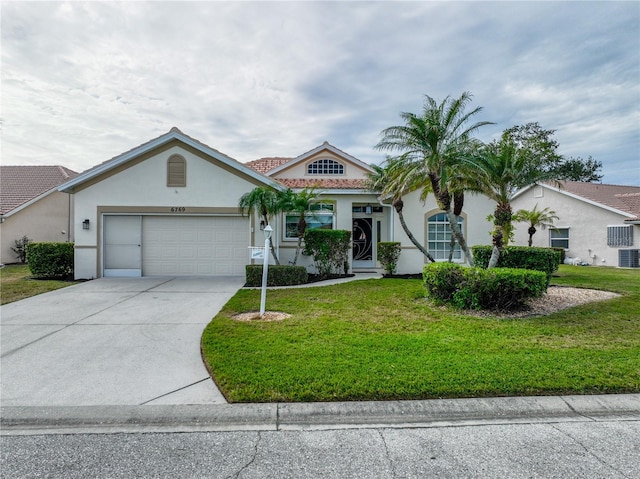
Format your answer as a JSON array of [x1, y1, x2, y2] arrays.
[[366, 158, 436, 263], [375, 92, 493, 266], [238, 186, 282, 264], [513, 204, 559, 247], [278, 187, 321, 265], [464, 139, 561, 267]]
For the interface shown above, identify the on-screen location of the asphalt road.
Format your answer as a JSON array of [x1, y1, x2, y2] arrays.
[[2, 420, 639, 478]]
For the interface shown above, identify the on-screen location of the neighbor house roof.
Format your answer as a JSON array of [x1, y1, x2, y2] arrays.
[[0, 165, 78, 215], [514, 180, 640, 221]]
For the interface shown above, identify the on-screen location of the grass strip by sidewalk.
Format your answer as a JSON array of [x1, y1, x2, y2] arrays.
[[0, 264, 78, 305], [202, 265, 640, 403]]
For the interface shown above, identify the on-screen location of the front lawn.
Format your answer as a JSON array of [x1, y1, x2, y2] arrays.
[[0, 264, 78, 305], [202, 265, 640, 402]]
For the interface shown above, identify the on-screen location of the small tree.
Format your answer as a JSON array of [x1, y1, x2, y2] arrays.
[[513, 204, 559, 247], [279, 187, 321, 266], [238, 187, 282, 264], [11, 235, 32, 263]]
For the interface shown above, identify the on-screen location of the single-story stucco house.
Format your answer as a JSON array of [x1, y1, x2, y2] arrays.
[[0, 165, 78, 264], [58, 128, 496, 279], [511, 181, 640, 268]]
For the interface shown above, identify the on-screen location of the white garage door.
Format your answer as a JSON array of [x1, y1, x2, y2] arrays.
[[142, 216, 249, 276]]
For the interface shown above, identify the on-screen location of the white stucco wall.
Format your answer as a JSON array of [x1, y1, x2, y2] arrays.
[[393, 191, 496, 274], [72, 145, 263, 278], [0, 192, 73, 264], [511, 186, 637, 267]]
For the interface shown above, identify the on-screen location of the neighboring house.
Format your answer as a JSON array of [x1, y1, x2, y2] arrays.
[[0, 165, 78, 264], [511, 181, 640, 268], [59, 128, 495, 279]]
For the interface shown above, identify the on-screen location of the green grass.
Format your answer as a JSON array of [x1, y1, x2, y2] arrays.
[[0, 264, 78, 305], [202, 265, 640, 402]]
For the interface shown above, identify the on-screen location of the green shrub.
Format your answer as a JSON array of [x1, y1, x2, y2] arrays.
[[423, 262, 547, 311], [245, 264, 308, 287], [472, 245, 560, 282], [377, 242, 402, 275], [26, 242, 74, 279], [422, 262, 467, 302], [551, 247, 566, 265], [303, 229, 351, 278]]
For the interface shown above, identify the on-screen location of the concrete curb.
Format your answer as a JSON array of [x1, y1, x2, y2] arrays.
[[2, 394, 638, 436]]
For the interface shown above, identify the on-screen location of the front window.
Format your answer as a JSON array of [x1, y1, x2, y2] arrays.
[[307, 158, 344, 175], [607, 225, 633, 247], [550, 228, 570, 249], [284, 203, 335, 239], [427, 213, 463, 261]]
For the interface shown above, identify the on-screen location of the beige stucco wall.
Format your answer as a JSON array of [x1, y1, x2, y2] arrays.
[[72, 145, 263, 278], [393, 191, 496, 273], [511, 186, 637, 267], [0, 191, 73, 264], [274, 150, 370, 180]]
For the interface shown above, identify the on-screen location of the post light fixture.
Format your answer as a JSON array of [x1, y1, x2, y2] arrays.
[[82, 219, 90, 230], [260, 225, 273, 317]]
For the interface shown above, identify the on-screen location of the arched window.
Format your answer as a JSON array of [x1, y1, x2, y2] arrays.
[[167, 155, 186, 187], [307, 158, 344, 175], [427, 212, 464, 261]]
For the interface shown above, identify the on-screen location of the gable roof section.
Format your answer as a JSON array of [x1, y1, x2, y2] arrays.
[[58, 127, 282, 193], [267, 141, 375, 177], [277, 178, 368, 189], [1, 165, 78, 216], [513, 180, 640, 220]]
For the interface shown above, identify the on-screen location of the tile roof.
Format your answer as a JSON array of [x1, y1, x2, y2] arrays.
[[244, 157, 293, 174], [277, 178, 368, 190], [558, 180, 640, 217], [1, 165, 78, 215]]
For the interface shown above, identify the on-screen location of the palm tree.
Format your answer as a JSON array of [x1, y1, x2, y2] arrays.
[[366, 158, 436, 263], [278, 187, 321, 265], [375, 92, 493, 266], [238, 186, 282, 264], [513, 204, 559, 247], [464, 139, 561, 267]]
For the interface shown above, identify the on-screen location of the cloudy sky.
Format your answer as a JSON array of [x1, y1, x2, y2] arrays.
[[2, 1, 639, 185]]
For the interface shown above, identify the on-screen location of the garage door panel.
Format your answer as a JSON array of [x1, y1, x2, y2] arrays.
[[142, 216, 249, 276]]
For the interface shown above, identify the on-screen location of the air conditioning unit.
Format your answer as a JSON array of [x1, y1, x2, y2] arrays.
[[618, 249, 640, 268]]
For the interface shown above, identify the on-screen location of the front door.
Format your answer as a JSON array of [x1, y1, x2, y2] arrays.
[[352, 217, 374, 268], [103, 215, 142, 277]]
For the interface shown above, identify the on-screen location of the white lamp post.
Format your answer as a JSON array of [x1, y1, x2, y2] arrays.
[[260, 225, 272, 317]]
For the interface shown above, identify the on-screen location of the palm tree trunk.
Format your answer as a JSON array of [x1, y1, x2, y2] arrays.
[[445, 210, 475, 267], [292, 237, 302, 266], [395, 203, 436, 263]]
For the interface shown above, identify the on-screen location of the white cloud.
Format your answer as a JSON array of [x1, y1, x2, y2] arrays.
[[1, 1, 638, 185]]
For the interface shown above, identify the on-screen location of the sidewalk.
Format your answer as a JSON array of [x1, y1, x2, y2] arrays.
[[2, 393, 638, 435]]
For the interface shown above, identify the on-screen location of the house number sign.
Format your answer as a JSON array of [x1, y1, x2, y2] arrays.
[[170, 207, 187, 213]]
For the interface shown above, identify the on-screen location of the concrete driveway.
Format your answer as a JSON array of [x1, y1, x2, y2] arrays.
[[0, 276, 244, 407]]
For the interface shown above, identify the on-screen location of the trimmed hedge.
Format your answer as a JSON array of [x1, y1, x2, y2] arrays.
[[245, 264, 308, 287], [423, 262, 547, 311], [26, 242, 74, 279], [472, 245, 560, 282], [303, 229, 351, 278], [377, 242, 401, 275]]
